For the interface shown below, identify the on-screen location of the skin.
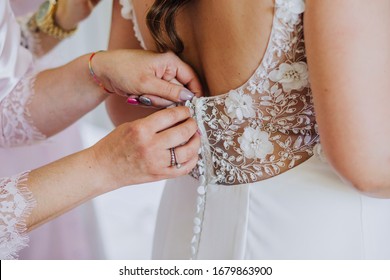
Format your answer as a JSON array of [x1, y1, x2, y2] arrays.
[[30, 49, 202, 136], [23, 48, 203, 229], [304, 0, 390, 197], [108, 0, 390, 197], [106, 0, 273, 123], [27, 106, 200, 230], [3, 36, 203, 229], [3, 0, 204, 231]]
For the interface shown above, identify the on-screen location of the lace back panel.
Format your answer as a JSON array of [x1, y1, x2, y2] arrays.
[[188, 0, 319, 186], [188, 0, 320, 259]]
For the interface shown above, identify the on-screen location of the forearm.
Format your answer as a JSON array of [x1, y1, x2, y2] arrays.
[[0, 149, 104, 258], [0, 148, 111, 259], [106, 0, 154, 126], [29, 53, 107, 137], [26, 148, 111, 231]]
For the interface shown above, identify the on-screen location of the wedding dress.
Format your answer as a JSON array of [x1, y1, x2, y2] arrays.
[[120, 0, 390, 259]]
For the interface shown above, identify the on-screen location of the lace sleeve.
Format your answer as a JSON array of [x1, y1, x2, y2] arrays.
[[17, 14, 43, 57], [0, 74, 46, 148], [0, 171, 36, 260]]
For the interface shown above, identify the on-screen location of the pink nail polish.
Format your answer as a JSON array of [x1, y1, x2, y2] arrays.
[[127, 98, 139, 105]]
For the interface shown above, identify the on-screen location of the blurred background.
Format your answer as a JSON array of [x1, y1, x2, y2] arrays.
[[5, 0, 164, 259]]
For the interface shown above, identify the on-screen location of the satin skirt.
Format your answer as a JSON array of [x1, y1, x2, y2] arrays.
[[152, 155, 390, 259]]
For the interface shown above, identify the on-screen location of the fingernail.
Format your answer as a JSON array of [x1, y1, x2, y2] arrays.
[[197, 129, 202, 136], [139, 96, 152, 106], [127, 98, 139, 105], [179, 89, 194, 101]]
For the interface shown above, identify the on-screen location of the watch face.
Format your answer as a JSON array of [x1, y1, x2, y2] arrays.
[[36, 1, 52, 22]]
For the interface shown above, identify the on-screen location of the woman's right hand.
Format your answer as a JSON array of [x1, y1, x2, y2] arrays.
[[91, 106, 200, 189], [25, 107, 199, 231]]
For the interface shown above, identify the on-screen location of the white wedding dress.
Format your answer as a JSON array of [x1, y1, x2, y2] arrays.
[[120, 0, 390, 259]]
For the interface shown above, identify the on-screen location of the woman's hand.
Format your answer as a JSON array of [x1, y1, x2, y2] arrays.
[[25, 106, 199, 231], [91, 106, 200, 188], [93, 50, 203, 108], [56, 0, 101, 30]]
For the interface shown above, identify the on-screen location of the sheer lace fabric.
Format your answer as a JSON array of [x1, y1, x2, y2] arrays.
[[187, 1, 319, 186], [0, 72, 44, 259], [0, 72, 46, 148], [0, 171, 36, 259]]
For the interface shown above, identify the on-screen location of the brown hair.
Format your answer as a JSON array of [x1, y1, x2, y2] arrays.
[[146, 0, 191, 53]]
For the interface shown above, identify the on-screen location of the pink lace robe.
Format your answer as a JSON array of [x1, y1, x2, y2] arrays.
[[0, 0, 46, 259]]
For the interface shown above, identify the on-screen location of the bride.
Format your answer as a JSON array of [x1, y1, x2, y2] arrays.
[[106, 0, 390, 259]]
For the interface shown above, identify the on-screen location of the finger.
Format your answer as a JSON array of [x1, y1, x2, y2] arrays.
[[143, 106, 192, 132], [140, 76, 195, 103], [165, 156, 199, 178], [143, 95, 175, 108], [173, 132, 201, 164], [169, 78, 183, 86], [168, 55, 203, 98], [90, 0, 101, 6], [158, 117, 198, 149]]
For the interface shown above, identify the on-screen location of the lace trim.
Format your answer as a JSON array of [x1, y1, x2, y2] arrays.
[[119, 0, 146, 49], [0, 171, 36, 260], [0, 74, 47, 147], [17, 14, 44, 57]]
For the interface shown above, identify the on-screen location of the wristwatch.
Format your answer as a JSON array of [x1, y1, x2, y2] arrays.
[[28, 0, 77, 39]]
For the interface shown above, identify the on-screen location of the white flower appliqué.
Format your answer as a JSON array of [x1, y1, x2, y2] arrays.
[[238, 127, 274, 160], [269, 62, 309, 92], [224, 90, 255, 121], [275, 0, 305, 25]]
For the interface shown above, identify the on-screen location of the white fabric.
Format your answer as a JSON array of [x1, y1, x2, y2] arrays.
[[0, 0, 33, 102], [120, 0, 390, 259], [153, 155, 390, 259]]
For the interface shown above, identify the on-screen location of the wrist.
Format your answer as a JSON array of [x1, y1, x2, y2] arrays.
[[55, 3, 78, 31], [87, 145, 121, 192], [88, 51, 115, 94]]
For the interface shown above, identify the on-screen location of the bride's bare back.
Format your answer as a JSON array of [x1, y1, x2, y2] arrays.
[[115, 0, 274, 96], [109, 0, 390, 193]]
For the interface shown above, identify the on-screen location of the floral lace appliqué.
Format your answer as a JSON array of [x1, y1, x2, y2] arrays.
[[0, 74, 46, 147], [0, 172, 36, 259], [189, 2, 317, 186]]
